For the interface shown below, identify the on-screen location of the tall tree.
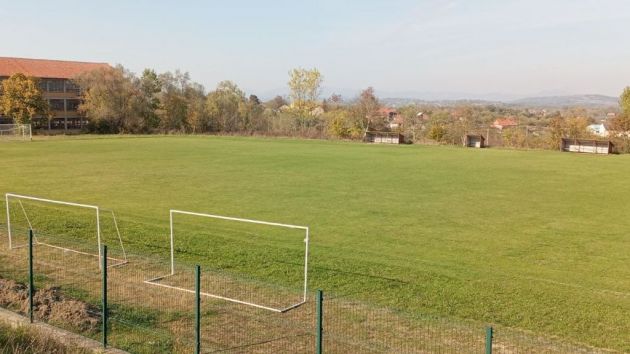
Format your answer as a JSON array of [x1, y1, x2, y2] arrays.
[[139, 69, 162, 129], [620, 86, 630, 116], [352, 87, 380, 132], [206, 81, 247, 132], [610, 87, 630, 152], [244, 95, 266, 132], [0, 73, 49, 124], [287, 68, 323, 115], [74, 65, 144, 133], [158, 70, 192, 132]]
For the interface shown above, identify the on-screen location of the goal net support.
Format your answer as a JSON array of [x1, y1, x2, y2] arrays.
[[0, 124, 32, 141], [5, 193, 128, 269], [145, 209, 310, 313]]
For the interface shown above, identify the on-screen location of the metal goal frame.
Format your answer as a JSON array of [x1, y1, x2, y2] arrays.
[[145, 209, 310, 313], [0, 124, 32, 141], [5, 193, 127, 269]]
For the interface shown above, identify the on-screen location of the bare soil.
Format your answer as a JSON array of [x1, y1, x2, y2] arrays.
[[0, 278, 99, 333]]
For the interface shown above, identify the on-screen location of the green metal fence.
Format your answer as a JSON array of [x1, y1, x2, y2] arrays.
[[0, 224, 623, 353]]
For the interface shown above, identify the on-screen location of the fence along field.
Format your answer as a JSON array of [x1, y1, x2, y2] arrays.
[[0, 136, 628, 352], [0, 193, 623, 353]]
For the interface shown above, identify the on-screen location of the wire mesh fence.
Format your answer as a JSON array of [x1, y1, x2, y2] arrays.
[[322, 292, 486, 353], [491, 326, 619, 354], [0, 220, 625, 353]]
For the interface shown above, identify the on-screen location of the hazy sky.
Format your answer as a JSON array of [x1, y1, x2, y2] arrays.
[[1, 0, 629, 99]]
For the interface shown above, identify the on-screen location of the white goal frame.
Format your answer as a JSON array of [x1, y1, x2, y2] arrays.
[[145, 209, 310, 313], [0, 124, 32, 141], [5, 193, 128, 269]]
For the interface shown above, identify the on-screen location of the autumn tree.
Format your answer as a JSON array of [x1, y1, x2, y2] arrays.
[[324, 93, 343, 112], [612, 87, 630, 134], [157, 70, 194, 132], [546, 115, 565, 149], [74, 65, 144, 133], [351, 87, 381, 132], [426, 111, 450, 143], [620, 87, 630, 116], [244, 94, 266, 132], [206, 81, 247, 132], [564, 116, 589, 139], [139, 69, 162, 130], [609, 87, 630, 152], [287, 68, 323, 115], [0, 73, 49, 124], [185, 83, 208, 133], [265, 95, 288, 111], [325, 109, 359, 139]]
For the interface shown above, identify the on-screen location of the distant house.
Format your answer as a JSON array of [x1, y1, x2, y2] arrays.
[[492, 118, 518, 130], [464, 135, 485, 148], [379, 108, 403, 130], [587, 123, 609, 137], [561, 138, 614, 154], [606, 112, 616, 119]]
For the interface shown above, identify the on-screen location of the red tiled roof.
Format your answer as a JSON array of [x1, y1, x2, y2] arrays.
[[493, 118, 518, 127], [0, 57, 110, 79]]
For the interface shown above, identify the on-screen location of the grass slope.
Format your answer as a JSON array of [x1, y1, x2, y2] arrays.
[[0, 135, 628, 350]]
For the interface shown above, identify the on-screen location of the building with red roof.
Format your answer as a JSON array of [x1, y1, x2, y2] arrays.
[[378, 107, 404, 130], [0, 57, 110, 131], [492, 118, 518, 130]]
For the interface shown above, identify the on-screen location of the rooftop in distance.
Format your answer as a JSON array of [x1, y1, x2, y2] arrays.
[[0, 57, 110, 79]]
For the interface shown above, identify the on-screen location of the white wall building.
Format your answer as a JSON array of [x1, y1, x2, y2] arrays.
[[587, 123, 609, 137]]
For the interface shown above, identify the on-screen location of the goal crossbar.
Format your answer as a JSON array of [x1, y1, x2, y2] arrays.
[[5, 193, 128, 269], [144, 209, 310, 313]]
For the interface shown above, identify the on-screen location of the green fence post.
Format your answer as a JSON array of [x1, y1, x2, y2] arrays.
[[102, 245, 108, 348], [316, 289, 323, 354], [28, 229, 34, 324], [195, 265, 201, 354], [485, 326, 493, 354]]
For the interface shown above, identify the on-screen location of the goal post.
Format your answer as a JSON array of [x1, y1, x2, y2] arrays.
[[4, 193, 127, 269], [0, 124, 32, 141], [146, 209, 310, 313]]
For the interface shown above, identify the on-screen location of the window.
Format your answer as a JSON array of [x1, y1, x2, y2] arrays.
[[66, 99, 80, 111], [67, 118, 82, 129], [65, 81, 80, 94], [51, 118, 65, 129], [48, 79, 64, 92], [32, 118, 46, 129], [49, 99, 65, 111], [38, 80, 49, 92]]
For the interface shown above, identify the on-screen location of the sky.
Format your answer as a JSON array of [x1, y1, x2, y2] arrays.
[[1, 0, 630, 100]]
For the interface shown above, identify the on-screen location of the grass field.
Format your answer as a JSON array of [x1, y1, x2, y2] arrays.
[[0, 135, 628, 351]]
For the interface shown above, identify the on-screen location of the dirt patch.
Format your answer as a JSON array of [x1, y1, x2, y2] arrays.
[[0, 278, 99, 333]]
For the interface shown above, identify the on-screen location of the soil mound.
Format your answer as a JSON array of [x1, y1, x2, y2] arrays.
[[0, 278, 99, 332]]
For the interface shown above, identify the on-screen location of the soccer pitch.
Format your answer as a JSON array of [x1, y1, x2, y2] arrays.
[[0, 135, 628, 350]]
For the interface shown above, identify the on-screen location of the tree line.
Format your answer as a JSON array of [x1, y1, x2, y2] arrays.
[[66, 66, 390, 137], [1, 66, 630, 152]]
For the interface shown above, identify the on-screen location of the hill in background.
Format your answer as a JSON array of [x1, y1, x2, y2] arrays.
[[380, 94, 619, 109]]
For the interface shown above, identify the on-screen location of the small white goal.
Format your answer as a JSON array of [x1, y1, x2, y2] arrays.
[[0, 124, 32, 141], [145, 210, 310, 313], [4, 193, 128, 269]]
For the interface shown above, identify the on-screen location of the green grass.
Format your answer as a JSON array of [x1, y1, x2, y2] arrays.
[[1, 135, 629, 351], [0, 323, 91, 354]]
